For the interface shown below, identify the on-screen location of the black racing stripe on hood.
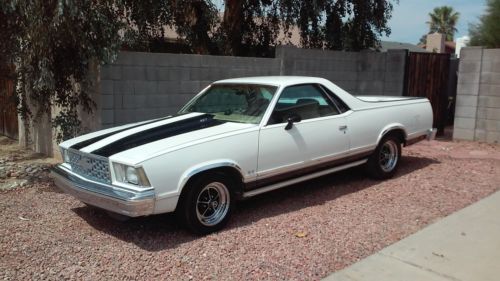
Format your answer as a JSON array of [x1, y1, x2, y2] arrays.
[[69, 115, 178, 150], [92, 114, 224, 157]]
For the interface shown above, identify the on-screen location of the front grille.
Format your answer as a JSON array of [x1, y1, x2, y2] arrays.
[[67, 149, 111, 184]]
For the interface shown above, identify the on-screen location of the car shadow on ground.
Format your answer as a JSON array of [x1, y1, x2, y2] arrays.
[[73, 155, 439, 251]]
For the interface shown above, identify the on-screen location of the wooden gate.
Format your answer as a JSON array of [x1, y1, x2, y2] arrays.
[[405, 52, 451, 134], [0, 65, 18, 140]]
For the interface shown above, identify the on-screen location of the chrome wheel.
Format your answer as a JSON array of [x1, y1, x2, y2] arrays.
[[196, 182, 230, 226], [379, 140, 399, 172]]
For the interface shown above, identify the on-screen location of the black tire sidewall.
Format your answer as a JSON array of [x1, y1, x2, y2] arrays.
[[179, 173, 235, 234], [367, 135, 401, 179]]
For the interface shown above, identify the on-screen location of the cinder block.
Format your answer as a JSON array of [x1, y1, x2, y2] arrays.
[[114, 94, 123, 109], [384, 72, 405, 82], [122, 95, 138, 109], [158, 81, 181, 95], [114, 80, 134, 95], [460, 48, 483, 61], [201, 55, 220, 67], [358, 71, 385, 81], [146, 67, 157, 81], [100, 65, 122, 80], [100, 123, 113, 129], [477, 107, 500, 120], [455, 95, 478, 107], [454, 106, 477, 118], [144, 95, 169, 108], [480, 72, 500, 85], [383, 82, 403, 93], [485, 131, 500, 143], [114, 109, 136, 124], [100, 80, 114, 95], [457, 72, 480, 84], [476, 119, 500, 131], [101, 109, 114, 124], [456, 83, 479, 96], [478, 96, 500, 107], [180, 81, 201, 94], [454, 117, 476, 129], [134, 81, 157, 95], [330, 71, 358, 81], [474, 129, 487, 141], [459, 61, 481, 73], [453, 128, 475, 140], [156, 67, 169, 81], [357, 80, 384, 93], [151, 53, 177, 67], [482, 49, 500, 62], [481, 61, 500, 72], [122, 66, 146, 80], [101, 95, 114, 109]]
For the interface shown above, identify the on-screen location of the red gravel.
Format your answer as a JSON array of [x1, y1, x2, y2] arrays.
[[1, 140, 499, 280]]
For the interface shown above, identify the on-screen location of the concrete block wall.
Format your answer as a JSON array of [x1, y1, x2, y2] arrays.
[[276, 46, 407, 96], [99, 52, 281, 127], [99, 47, 408, 128], [453, 47, 500, 143]]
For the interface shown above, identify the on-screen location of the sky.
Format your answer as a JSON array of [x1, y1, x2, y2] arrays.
[[382, 0, 488, 44]]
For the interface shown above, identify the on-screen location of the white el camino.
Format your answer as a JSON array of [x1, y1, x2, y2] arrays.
[[52, 76, 435, 234]]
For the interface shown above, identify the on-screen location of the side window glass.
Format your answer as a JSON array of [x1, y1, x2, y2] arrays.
[[270, 84, 339, 124], [319, 85, 350, 113]]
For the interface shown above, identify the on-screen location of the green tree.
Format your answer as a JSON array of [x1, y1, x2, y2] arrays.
[[0, 0, 127, 142], [234, 0, 394, 52], [126, 0, 396, 55], [469, 0, 500, 48], [427, 6, 460, 41]]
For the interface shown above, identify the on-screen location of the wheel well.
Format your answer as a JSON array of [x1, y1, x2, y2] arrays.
[[176, 166, 244, 211], [383, 129, 406, 146]]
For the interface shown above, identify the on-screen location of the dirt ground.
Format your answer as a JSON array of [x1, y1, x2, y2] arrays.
[[0, 137, 499, 280]]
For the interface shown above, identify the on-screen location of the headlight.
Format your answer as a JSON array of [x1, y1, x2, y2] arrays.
[[113, 163, 151, 187], [125, 166, 139, 185]]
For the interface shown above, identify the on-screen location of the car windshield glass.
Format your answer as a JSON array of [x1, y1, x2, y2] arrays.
[[179, 84, 277, 124]]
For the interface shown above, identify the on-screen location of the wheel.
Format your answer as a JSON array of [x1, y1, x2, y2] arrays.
[[177, 173, 235, 234], [366, 134, 402, 179]]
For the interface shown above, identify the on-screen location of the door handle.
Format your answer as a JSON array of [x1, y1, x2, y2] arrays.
[[339, 125, 347, 131]]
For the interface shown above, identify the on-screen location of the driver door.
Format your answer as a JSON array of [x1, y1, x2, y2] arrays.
[[256, 84, 350, 186]]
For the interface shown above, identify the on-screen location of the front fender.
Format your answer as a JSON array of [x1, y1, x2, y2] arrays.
[[177, 159, 245, 193]]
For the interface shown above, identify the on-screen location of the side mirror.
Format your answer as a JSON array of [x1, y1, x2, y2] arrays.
[[285, 114, 302, 130]]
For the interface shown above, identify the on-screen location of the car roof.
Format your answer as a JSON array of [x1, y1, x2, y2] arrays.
[[213, 76, 331, 87]]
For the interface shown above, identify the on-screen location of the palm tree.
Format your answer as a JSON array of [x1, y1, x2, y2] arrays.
[[427, 6, 460, 41]]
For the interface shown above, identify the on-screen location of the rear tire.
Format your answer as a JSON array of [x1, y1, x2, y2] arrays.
[[177, 172, 235, 235], [366, 134, 402, 179]]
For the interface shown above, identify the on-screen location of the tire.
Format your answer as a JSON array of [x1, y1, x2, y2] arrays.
[[177, 172, 235, 234], [366, 134, 402, 179]]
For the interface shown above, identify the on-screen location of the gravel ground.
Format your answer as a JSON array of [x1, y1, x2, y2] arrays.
[[0, 138, 499, 280]]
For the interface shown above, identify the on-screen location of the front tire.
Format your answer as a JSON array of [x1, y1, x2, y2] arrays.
[[366, 135, 402, 179], [177, 173, 235, 234]]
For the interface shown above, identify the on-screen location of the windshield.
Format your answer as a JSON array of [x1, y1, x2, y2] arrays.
[[179, 84, 278, 124]]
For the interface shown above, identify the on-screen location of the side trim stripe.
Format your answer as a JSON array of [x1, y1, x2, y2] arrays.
[[245, 150, 372, 191], [243, 159, 367, 198]]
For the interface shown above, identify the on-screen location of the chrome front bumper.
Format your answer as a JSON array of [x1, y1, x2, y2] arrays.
[[51, 164, 155, 217]]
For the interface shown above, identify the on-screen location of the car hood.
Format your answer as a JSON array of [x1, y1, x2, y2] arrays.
[[61, 113, 256, 164]]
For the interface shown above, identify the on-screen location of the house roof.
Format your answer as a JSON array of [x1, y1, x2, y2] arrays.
[[379, 41, 429, 53]]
